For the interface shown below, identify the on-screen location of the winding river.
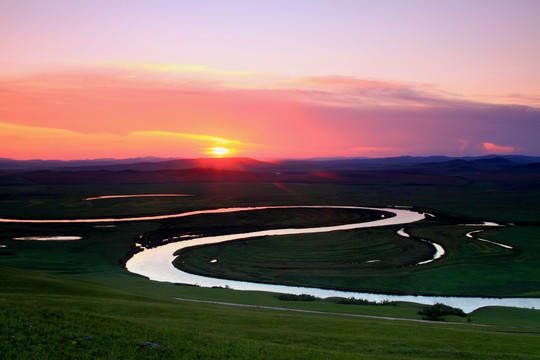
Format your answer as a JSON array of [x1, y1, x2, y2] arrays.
[[123, 206, 539, 312], [396, 228, 445, 265], [84, 194, 192, 201], [2, 205, 539, 312]]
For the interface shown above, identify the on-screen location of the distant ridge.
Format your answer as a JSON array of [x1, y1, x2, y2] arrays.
[[0, 157, 174, 171], [1, 155, 539, 186], [1, 155, 539, 173]]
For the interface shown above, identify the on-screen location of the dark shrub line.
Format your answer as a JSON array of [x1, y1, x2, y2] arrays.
[[336, 297, 397, 306], [276, 294, 319, 301], [418, 303, 466, 321], [276, 294, 397, 306]]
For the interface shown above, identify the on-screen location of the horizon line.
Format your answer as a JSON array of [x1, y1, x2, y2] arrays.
[[1, 153, 540, 163]]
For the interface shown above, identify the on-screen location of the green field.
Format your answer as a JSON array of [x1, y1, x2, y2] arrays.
[[1, 182, 539, 297], [2, 266, 540, 360], [175, 222, 540, 297], [2, 182, 540, 221], [1, 181, 539, 358]]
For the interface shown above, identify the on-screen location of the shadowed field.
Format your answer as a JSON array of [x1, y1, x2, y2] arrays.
[[174, 222, 540, 297]]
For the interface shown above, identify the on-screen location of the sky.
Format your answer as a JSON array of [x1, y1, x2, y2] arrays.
[[1, 0, 539, 160]]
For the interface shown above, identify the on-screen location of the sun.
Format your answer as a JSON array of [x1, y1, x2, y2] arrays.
[[209, 147, 230, 156]]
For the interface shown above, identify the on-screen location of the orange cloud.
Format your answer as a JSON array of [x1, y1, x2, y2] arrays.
[[0, 122, 248, 160], [131, 130, 243, 145], [483, 142, 517, 154], [1, 64, 539, 160]]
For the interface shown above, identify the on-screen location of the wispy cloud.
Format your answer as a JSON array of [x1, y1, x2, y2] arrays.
[[0, 122, 250, 160], [91, 61, 277, 90], [94, 62, 260, 77]]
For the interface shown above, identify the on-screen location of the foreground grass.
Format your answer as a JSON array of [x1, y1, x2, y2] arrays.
[[1, 266, 539, 360]]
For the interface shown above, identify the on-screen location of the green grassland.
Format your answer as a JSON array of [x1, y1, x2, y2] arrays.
[[1, 181, 539, 358], [1, 182, 539, 297], [176, 223, 540, 297], [174, 227, 433, 292], [2, 266, 540, 360], [2, 181, 540, 221]]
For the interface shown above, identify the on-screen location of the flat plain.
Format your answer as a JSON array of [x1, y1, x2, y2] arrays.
[[1, 157, 539, 359]]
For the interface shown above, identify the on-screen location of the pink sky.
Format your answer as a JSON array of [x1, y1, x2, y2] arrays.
[[1, 1, 539, 159]]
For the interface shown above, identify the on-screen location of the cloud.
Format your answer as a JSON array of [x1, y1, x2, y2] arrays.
[[94, 62, 260, 77], [457, 139, 471, 154], [282, 76, 406, 90], [92, 61, 274, 90], [0, 122, 249, 160], [1, 64, 539, 159], [274, 75, 444, 108], [483, 142, 517, 154], [131, 130, 243, 145]]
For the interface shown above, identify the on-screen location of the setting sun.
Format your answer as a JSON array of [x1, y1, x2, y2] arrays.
[[210, 147, 230, 156]]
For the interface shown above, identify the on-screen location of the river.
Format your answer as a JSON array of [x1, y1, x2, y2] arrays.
[[2, 204, 538, 312]]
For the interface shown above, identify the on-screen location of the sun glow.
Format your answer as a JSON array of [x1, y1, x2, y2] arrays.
[[210, 147, 230, 156]]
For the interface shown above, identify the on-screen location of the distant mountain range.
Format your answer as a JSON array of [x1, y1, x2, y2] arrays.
[[1, 155, 539, 186], [1, 155, 539, 172], [0, 156, 175, 171]]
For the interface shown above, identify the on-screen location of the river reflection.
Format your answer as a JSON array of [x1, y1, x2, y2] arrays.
[[3, 204, 538, 312], [125, 206, 539, 312]]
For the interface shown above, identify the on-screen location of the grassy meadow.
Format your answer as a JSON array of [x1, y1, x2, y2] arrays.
[[2, 266, 540, 360], [176, 222, 540, 297], [1, 181, 539, 358]]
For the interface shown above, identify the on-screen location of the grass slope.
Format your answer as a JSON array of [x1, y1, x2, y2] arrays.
[[2, 266, 540, 360]]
